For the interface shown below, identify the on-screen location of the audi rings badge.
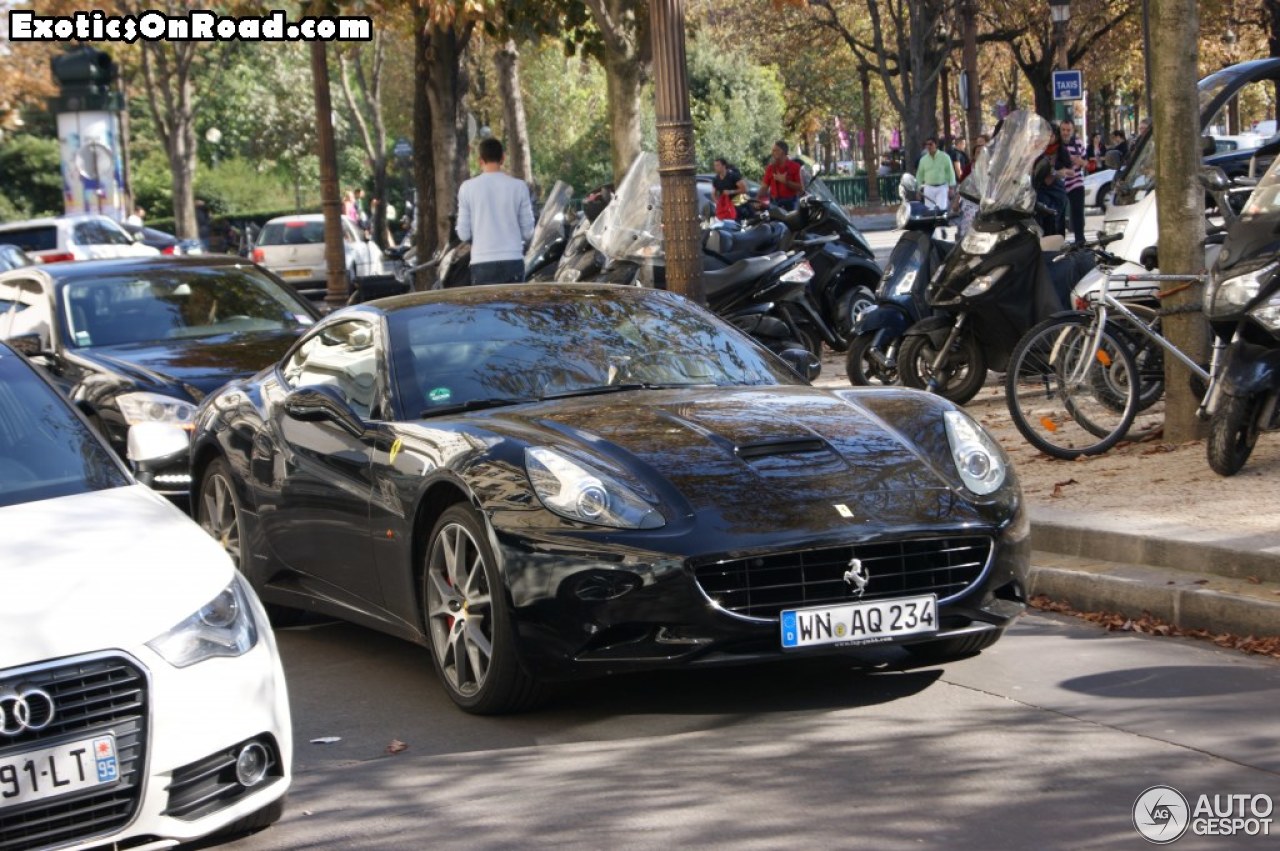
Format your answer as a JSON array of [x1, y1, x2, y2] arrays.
[[0, 685, 56, 736]]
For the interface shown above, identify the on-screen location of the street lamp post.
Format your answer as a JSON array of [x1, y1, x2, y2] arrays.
[[1049, 0, 1071, 121], [205, 126, 222, 169]]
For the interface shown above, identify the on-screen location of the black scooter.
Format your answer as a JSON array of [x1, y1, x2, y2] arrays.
[[899, 111, 1096, 404], [846, 173, 954, 385], [1202, 158, 1280, 475], [525, 181, 574, 282]]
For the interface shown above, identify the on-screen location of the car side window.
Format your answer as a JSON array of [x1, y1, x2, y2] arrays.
[[72, 222, 98, 246], [280, 319, 381, 418], [0, 278, 52, 349]]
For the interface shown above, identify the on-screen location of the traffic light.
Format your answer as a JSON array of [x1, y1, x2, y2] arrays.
[[50, 47, 122, 113]]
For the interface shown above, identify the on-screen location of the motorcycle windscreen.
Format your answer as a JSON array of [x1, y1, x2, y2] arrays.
[[587, 152, 665, 263], [525, 180, 574, 266], [969, 110, 1051, 216]]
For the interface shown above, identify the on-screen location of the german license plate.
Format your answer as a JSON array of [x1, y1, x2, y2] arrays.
[[0, 734, 119, 810], [280, 269, 311, 279], [781, 594, 937, 648]]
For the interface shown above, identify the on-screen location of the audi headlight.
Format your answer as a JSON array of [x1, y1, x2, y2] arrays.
[[1102, 219, 1127, 237], [1207, 262, 1277, 319], [779, 261, 814, 283], [147, 574, 260, 668], [960, 227, 1016, 255], [525, 447, 665, 529], [117, 391, 197, 430], [962, 265, 1011, 297], [944, 410, 1007, 496]]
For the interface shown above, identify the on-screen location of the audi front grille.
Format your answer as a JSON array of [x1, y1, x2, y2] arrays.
[[0, 655, 148, 851], [693, 535, 994, 621]]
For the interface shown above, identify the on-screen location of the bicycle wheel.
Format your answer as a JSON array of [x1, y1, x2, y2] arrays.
[[1005, 316, 1139, 459]]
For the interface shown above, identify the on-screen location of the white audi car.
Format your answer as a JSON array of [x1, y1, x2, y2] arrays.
[[0, 343, 291, 849]]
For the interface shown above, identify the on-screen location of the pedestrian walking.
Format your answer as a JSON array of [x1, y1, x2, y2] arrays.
[[916, 137, 955, 211], [455, 138, 535, 285], [1055, 119, 1087, 245], [763, 141, 803, 212]]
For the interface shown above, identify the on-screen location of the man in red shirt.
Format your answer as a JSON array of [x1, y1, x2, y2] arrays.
[[763, 140, 802, 211]]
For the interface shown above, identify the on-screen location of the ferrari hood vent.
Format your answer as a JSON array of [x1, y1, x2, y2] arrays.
[[734, 437, 829, 460]]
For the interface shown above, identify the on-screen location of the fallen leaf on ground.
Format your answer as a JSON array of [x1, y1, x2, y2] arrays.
[[1142, 444, 1177, 455], [1247, 576, 1262, 584], [1029, 595, 1280, 659], [386, 739, 409, 754], [1051, 478, 1079, 497], [1193, 579, 1209, 585]]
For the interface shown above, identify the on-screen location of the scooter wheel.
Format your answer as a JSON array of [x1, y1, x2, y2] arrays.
[[1207, 393, 1261, 477], [898, 332, 986, 405], [846, 332, 896, 386]]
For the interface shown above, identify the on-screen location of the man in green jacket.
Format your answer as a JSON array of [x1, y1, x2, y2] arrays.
[[916, 137, 956, 211]]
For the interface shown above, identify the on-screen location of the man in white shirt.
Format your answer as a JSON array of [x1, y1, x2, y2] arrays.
[[456, 138, 535, 284]]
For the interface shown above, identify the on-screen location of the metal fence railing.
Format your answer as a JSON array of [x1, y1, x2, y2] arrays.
[[820, 175, 903, 207]]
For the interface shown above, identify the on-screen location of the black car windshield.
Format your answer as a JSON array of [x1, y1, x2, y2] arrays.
[[388, 287, 803, 416], [0, 348, 129, 507], [60, 265, 315, 348]]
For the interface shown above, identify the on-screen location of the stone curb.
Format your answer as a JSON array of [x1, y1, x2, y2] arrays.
[[1028, 556, 1280, 638]]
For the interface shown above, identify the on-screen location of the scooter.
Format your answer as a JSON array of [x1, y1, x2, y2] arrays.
[[899, 111, 1097, 404], [1201, 160, 1280, 475], [525, 181, 574, 282], [846, 172, 954, 385]]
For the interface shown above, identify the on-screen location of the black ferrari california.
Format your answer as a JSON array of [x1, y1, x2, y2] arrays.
[[190, 284, 1029, 713]]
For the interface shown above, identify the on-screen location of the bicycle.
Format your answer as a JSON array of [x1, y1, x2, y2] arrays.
[[1004, 258, 1212, 459]]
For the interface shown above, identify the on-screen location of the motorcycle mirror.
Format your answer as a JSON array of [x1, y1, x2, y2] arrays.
[[1201, 135, 1217, 157], [1140, 246, 1159, 271], [1197, 166, 1231, 193], [899, 173, 919, 196], [777, 347, 820, 382]]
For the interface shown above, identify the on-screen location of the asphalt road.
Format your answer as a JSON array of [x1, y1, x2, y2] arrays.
[[202, 611, 1280, 850]]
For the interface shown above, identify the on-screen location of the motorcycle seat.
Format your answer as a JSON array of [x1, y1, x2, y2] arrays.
[[705, 222, 786, 262], [703, 253, 791, 299]]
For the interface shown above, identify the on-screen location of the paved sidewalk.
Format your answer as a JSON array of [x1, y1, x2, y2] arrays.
[[814, 353, 1280, 641]]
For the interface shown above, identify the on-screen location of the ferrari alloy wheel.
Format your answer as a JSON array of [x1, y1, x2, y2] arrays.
[[198, 458, 244, 569], [423, 504, 546, 714]]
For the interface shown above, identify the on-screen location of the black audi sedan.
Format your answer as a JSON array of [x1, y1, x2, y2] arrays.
[[0, 256, 320, 495], [190, 284, 1029, 714]]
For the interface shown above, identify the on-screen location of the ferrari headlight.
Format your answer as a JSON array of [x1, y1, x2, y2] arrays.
[[944, 410, 1007, 496], [962, 265, 1011, 297], [960, 227, 1016, 255], [525, 447, 665, 529], [147, 574, 260, 668], [118, 391, 197, 429], [779, 261, 814, 283], [1207, 262, 1277, 318]]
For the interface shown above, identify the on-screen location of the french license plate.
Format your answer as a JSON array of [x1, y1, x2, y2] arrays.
[[280, 269, 311, 279], [0, 734, 119, 810], [781, 594, 938, 649]]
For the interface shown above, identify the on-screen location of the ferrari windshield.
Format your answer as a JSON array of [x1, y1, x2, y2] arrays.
[[61, 265, 315, 348], [388, 286, 803, 416], [968, 110, 1050, 215], [587, 153, 664, 262]]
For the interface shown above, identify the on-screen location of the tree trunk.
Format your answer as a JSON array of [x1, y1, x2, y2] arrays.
[[412, 13, 438, 289], [604, 53, 644, 186], [1151, 0, 1208, 442], [370, 157, 389, 250], [310, 41, 350, 311], [495, 39, 533, 185], [169, 118, 198, 239], [422, 23, 472, 254], [860, 67, 879, 203]]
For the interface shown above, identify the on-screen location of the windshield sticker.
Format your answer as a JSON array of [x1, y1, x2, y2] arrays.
[[428, 387, 452, 404]]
